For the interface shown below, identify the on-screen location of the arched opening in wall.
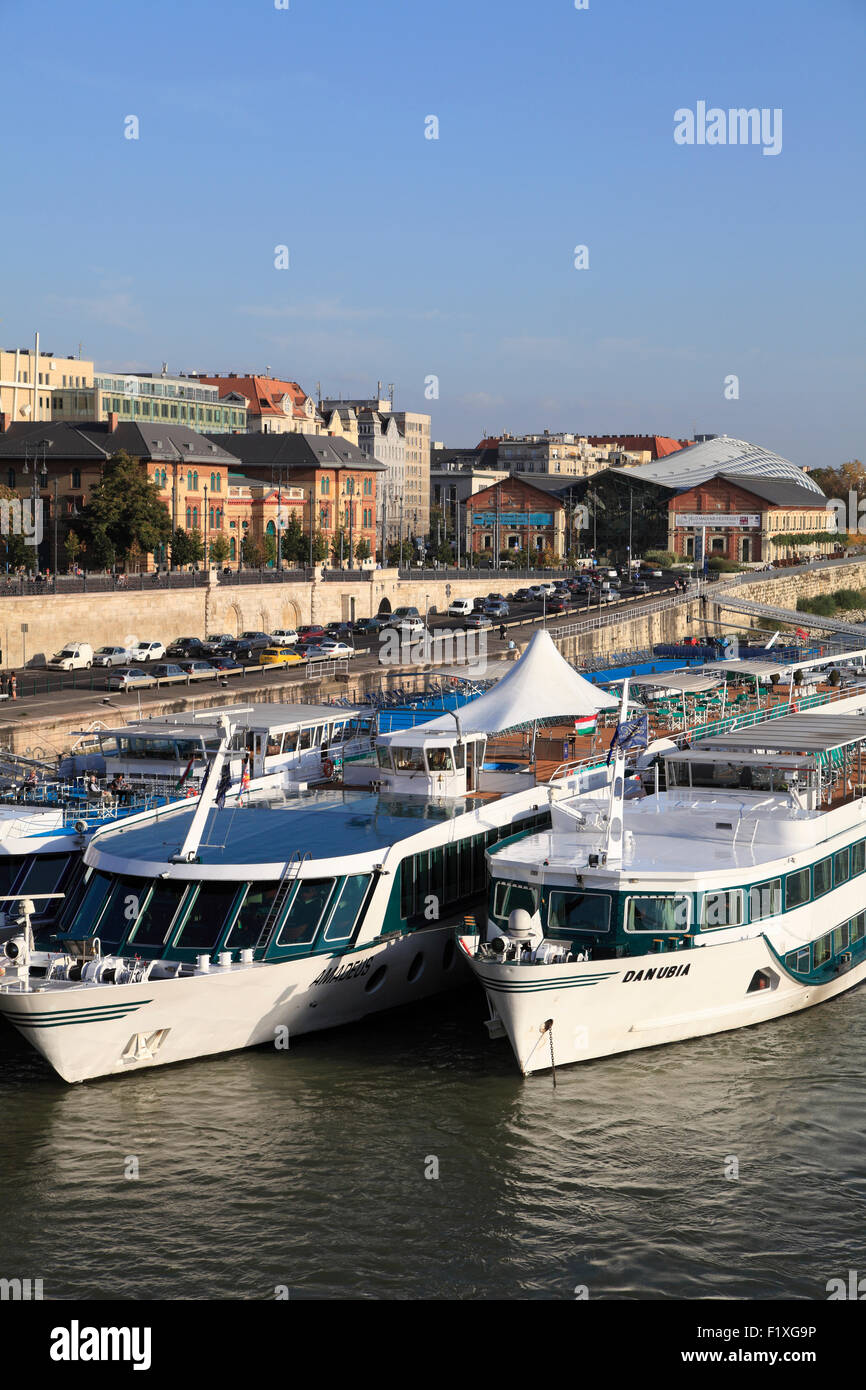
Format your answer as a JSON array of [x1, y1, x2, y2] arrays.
[[259, 608, 269, 630], [741, 537, 751, 563], [377, 597, 392, 615], [282, 600, 301, 628], [229, 602, 243, 636]]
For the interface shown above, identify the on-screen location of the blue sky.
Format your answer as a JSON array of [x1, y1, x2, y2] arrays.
[[0, 0, 863, 466]]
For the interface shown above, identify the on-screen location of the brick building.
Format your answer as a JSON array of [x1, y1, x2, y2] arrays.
[[668, 473, 833, 565], [465, 476, 565, 559]]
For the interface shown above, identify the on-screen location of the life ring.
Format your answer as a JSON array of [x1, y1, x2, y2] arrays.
[[185, 785, 197, 798], [322, 757, 335, 779], [792, 700, 800, 713]]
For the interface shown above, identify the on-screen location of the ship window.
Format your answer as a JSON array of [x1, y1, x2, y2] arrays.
[[851, 913, 866, 942], [785, 868, 811, 909], [547, 890, 611, 935], [280, 730, 299, 754], [376, 746, 393, 770], [492, 881, 539, 922], [834, 848, 850, 885], [322, 875, 371, 943], [225, 882, 283, 949], [299, 727, 313, 750], [453, 743, 465, 770], [786, 947, 810, 973], [391, 746, 425, 772], [13, 854, 72, 906], [834, 922, 850, 954], [129, 882, 188, 946], [748, 879, 781, 921], [700, 889, 744, 929], [625, 895, 690, 932], [427, 748, 454, 772], [93, 874, 152, 950], [0, 857, 22, 900], [174, 881, 242, 950], [853, 841, 865, 876], [813, 934, 832, 968], [63, 870, 112, 938], [812, 858, 832, 899], [277, 879, 336, 947]]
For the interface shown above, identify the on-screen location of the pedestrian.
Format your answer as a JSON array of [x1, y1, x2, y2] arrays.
[[10, 674, 16, 701], [499, 623, 506, 641]]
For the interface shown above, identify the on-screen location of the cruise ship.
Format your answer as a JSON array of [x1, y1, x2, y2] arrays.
[[460, 692, 866, 1075], [0, 635, 616, 1082]]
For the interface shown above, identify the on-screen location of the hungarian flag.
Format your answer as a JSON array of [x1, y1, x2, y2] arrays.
[[174, 756, 195, 794], [573, 715, 597, 737]]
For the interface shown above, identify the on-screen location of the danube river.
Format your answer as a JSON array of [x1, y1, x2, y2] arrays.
[[1, 986, 863, 1300]]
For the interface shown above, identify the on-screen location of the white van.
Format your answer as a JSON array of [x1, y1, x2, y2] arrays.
[[46, 642, 94, 670], [447, 598, 474, 618]]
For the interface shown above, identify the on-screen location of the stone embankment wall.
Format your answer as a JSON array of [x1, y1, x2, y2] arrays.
[[0, 572, 505, 669]]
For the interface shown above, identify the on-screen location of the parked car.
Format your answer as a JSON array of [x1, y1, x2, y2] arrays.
[[258, 647, 303, 667], [209, 654, 243, 672], [388, 617, 426, 638], [269, 629, 299, 646], [649, 568, 664, 578], [631, 579, 650, 595], [176, 660, 217, 678], [464, 613, 493, 629], [166, 637, 211, 659], [354, 616, 388, 635], [150, 663, 186, 681], [385, 606, 421, 627], [485, 601, 510, 618], [526, 585, 547, 600], [324, 622, 354, 640], [297, 625, 326, 642], [512, 588, 532, 603], [472, 597, 487, 613], [547, 597, 566, 614], [107, 666, 152, 690], [206, 633, 234, 648], [93, 646, 129, 668], [601, 591, 622, 604], [46, 642, 94, 671], [238, 630, 270, 645], [447, 598, 474, 618], [316, 640, 355, 659], [130, 640, 165, 663], [487, 592, 506, 604]]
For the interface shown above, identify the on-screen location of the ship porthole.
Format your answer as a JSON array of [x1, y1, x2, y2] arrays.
[[442, 939, 456, 972], [364, 965, 388, 994], [407, 952, 425, 984]]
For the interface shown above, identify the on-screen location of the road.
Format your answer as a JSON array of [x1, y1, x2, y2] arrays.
[[0, 573, 682, 731]]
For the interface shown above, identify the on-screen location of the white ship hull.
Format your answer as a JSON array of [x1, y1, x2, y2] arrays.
[[0, 926, 466, 1083], [461, 934, 866, 1075]]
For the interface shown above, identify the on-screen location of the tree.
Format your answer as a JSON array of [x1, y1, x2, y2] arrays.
[[76, 451, 171, 569], [0, 484, 33, 570], [280, 512, 305, 564], [262, 534, 277, 568], [311, 529, 329, 563], [187, 529, 205, 565], [354, 537, 371, 563], [330, 528, 350, 565], [170, 527, 195, 568], [64, 530, 82, 570], [386, 539, 413, 566], [241, 532, 262, 568], [209, 533, 230, 565]]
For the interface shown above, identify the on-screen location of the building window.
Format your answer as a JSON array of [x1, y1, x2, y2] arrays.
[[187, 471, 193, 490], [193, 471, 198, 490], [6, 469, 14, 488], [230, 537, 236, 560]]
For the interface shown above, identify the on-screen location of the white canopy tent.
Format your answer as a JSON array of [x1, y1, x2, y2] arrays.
[[421, 630, 618, 737]]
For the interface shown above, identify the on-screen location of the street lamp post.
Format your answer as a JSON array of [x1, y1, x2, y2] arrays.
[[203, 484, 208, 568]]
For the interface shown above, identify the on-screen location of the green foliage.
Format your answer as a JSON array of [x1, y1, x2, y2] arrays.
[[76, 451, 171, 567], [832, 588, 866, 609], [354, 537, 371, 562], [330, 528, 350, 564], [209, 533, 230, 565], [280, 513, 305, 564], [707, 557, 744, 572], [796, 594, 837, 616], [241, 531, 262, 567], [643, 550, 676, 567], [262, 534, 277, 567], [311, 529, 329, 563]]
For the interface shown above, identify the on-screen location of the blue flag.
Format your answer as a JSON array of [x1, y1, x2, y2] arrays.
[[607, 713, 649, 764]]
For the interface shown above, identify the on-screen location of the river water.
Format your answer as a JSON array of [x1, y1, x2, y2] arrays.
[[1, 984, 864, 1301]]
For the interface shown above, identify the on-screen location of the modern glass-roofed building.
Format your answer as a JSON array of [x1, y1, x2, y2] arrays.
[[610, 434, 824, 494]]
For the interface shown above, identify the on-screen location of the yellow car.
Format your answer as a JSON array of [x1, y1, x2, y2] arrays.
[[258, 646, 303, 667]]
